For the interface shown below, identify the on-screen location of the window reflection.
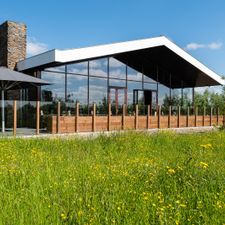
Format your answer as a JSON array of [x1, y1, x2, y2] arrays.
[[67, 74, 87, 104], [41, 71, 65, 102], [109, 57, 126, 79], [127, 66, 142, 81], [89, 77, 107, 105], [89, 58, 107, 77], [67, 62, 88, 75]]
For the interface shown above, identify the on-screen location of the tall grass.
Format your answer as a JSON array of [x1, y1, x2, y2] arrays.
[[0, 131, 225, 224]]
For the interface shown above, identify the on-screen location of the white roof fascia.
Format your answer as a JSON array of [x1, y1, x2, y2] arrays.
[[55, 36, 165, 62], [17, 50, 56, 72]]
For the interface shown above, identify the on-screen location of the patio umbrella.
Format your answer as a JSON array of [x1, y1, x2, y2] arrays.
[[0, 67, 50, 133]]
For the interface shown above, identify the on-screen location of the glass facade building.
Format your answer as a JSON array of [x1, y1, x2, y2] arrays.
[[39, 56, 195, 114]]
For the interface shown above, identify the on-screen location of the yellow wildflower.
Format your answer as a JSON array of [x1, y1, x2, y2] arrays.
[[200, 143, 212, 149], [199, 162, 209, 169], [167, 168, 176, 175], [61, 213, 67, 220]]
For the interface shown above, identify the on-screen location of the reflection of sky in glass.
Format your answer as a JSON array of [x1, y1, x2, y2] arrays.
[[183, 88, 192, 100], [172, 88, 181, 100], [109, 57, 126, 79], [89, 77, 107, 104], [67, 74, 87, 104], [41, 71, 65, 101], [89, 58, 107, 77], [40, 57, 205, 107], [45, 65, 65, 73], [195, 86, 223, 95], [128, 66, 142, 81], [144, 82, 157, 90], [109, 78, 126, 87], [67, 62, 88, 75]]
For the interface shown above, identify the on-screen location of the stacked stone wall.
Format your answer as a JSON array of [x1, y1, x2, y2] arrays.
[[0, 21, 26, 70]]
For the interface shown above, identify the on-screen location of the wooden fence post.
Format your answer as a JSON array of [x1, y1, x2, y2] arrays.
[[75, 102, 79, 132], [168, 105, 171, 128], [177, 106, 180, 128], [223, 109, 225, 127], [203, 106, 205, 126], [57, 102, 61, 134], [13, 100, 17, 136], [217, 107, 219, 125], [186, 107, 189, 127], [195, 106, 198, 127], [92, 104, 96, 132], [122, 104, 126, 130], [147, 105, 150, 129], [135, 104, 139, 130], [107, 103, 111, 131], [210, 107, 213, 126], [158, 105, 161, 129], [36, 101, 40, 135]]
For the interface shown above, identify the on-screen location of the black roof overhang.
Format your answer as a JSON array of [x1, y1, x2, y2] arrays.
[[114, 46, 221, 88]]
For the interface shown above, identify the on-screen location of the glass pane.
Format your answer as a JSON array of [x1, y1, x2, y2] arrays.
[[109, 78, 126, 87], [144, 82, 157, 90], [44, 65, 65, 73], [67, 74, 88, 104], [158, 84, 170, 106], [67, 62, 88, 75], [89, 58, 107, 77], [41, 71, 65, 102], [109, 57, 126, 79], [127, 66, 142, 81], [127, 81, 142, 105], [144, 74, 157, 83], [89, 77, 107, 106]]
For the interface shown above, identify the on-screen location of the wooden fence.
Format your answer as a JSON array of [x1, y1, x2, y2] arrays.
[[47, 102, 225, 134]]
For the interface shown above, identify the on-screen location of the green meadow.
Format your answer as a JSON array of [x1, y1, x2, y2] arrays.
[[0, 131, 225, 224]]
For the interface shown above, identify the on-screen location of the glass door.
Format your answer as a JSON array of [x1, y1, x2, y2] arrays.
[[109, 86, 127, 115], [133, 89, 157, 114]]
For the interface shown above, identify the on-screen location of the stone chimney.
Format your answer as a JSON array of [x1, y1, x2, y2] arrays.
[[0, 21, 26, 70]]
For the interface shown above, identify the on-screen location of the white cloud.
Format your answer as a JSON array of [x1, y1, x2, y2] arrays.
[[185, 41, 223, 51], [208, 42, 223, 50], [27, 37, 49, 56], [185, 43, 205, 50]]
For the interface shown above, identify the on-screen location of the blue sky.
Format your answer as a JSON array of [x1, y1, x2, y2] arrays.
[[1, 0, 225, 76]]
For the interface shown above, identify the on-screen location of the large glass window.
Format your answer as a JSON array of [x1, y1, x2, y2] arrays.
[[67, 74, 88, 104], [41, 71, 65, 102], [109, 57, 126, 79], [157, 69, 170, 106], [143, 74, 157, 83], [182, 88, 193, 107], [158, 84, 170, 106], [89, 77, 107, 105], [67, 62, 88, 75], [44, 65, 65, 73], [144, 82, 157, 90], [127, 66, 142, 81], [89, 58, 107, 77], [127, 81, 142, 105]]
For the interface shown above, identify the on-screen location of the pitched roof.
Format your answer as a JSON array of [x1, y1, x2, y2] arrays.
[[17, 36, 224, 87]]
